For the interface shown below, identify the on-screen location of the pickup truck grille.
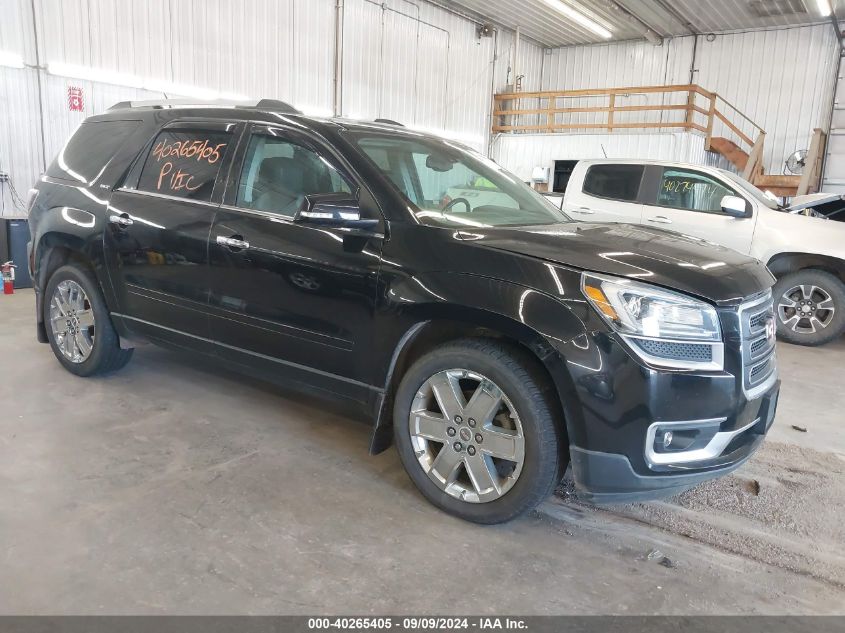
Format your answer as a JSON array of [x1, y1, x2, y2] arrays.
[[738, 291, 777, 395]]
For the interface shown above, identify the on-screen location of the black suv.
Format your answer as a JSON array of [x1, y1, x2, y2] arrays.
[[27, 100, 780, 523]]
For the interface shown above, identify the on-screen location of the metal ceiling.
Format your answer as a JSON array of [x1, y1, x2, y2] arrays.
[[444, 0, 838, 46]]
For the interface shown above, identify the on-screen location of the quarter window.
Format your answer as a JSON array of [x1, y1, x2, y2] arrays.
[[583, 165, 644, 202], [236, 134, 353, 218], [137, 130, 231, 201], [655, 168, 737, 213], [47, 120, 140, 184]]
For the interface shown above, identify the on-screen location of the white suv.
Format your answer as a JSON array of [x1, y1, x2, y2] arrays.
[[560, 159, 845, 346]]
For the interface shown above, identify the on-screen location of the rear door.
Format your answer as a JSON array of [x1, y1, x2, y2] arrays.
[[640, 165, 755, 254], [206, 123, 385, 402], [564, 163, 645, 223], [104, 120, 242, 348]]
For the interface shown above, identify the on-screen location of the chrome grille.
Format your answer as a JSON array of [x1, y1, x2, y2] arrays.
[[738, 291, 777, 396]]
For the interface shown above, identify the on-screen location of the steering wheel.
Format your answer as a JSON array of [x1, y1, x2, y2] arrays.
[[442, 197, 471, 213]]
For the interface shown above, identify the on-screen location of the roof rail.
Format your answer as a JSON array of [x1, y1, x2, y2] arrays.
[[108, 98, 302, 114], [374, 118, 404, 126], [108, 98, 250, 110]]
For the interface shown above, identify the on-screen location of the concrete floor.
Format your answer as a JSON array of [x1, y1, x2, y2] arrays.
[[1, 289, 843, 615]]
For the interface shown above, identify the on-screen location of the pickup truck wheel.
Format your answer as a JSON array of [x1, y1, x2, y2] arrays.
[[393, 339, 566, 524], [44, 263, 133, 376], [773, 270, 845, 346]]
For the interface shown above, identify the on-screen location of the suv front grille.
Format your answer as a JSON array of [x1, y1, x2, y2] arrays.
[[738, 292, 777, 395]]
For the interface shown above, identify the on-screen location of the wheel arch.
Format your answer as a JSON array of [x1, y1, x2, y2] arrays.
[[369, 304, 579, 460], [767, 252, 845, 284], [33, 230, 109, 343]]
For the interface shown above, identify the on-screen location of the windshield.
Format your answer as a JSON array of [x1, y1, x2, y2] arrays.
[[719, 169, 781, 210], [345, 131, 570, 228]]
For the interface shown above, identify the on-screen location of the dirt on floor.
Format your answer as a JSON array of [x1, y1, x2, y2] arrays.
[[556, 440, 845, 587]]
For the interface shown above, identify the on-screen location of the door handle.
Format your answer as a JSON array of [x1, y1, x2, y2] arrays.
[[216, 235, 250, 250], [572, 207, 595, 215], [647, 216, 672, 224], [109, 214, 133, 227]]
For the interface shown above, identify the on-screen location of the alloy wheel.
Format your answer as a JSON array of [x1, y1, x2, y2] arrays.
[[49, 280, 95, 363], [408, 369, 525, 503], [777, 284, 835, 334]]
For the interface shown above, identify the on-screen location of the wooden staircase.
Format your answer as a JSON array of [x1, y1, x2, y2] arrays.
[[707, 128, 826, 198]]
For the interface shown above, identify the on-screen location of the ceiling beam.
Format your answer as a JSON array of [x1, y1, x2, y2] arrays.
[[830, 10, 844, 52], [602, 0, 664, 45], [652, 0, 699, 35]]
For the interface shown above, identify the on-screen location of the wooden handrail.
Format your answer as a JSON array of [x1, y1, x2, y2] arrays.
[[493, 84, 714, 100], [492, 83, 765, 160]]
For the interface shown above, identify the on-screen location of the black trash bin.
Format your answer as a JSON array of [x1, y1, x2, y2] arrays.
[[1, 218, 32, 289]]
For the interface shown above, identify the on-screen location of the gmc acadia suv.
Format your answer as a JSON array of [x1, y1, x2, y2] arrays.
[[27, 99, 780, 523]]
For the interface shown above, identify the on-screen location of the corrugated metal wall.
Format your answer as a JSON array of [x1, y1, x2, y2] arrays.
[[694, 25, 839, 172], [342, 0, 494, 147], [0, 0, 41, 217], [0, 0, 497, 217]]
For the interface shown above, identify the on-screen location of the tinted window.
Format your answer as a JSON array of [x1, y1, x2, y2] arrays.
[[583, 164, 644, 202], [656, 168, 736, 213], [137, 130, 231, 201], [46, 120, 139, 184], [236, 134, 352, 218]]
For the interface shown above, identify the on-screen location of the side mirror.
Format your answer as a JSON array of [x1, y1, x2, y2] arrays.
[[720, 195, 751, 218], [295, 193, 379, 232]]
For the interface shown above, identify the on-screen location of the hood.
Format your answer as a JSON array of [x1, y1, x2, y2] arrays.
[[787, 192, 844, 213], [459, 222, 774, 303]]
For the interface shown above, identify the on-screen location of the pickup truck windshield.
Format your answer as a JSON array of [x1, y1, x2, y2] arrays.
[[346, 131, 570, 228], [720, 170, 781, 210]]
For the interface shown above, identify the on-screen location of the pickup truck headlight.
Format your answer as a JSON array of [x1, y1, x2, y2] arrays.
[[581, 273, 723, 370]]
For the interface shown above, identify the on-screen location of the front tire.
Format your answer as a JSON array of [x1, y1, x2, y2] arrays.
[[393, 339, 566, 524], [773, 270, 845, 346], [44, 263, 133, 376]]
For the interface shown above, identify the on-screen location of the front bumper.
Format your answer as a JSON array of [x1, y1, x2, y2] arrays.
[[570, 379, 779, 503]]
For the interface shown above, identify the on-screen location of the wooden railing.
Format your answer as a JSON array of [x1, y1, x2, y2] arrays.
[[492, 84, 766, 167]]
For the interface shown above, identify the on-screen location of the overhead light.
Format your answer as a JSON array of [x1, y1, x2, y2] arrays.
[[540, 0, 613, 39], [816, 0, 832, 17], [0, 51, 25, 69]]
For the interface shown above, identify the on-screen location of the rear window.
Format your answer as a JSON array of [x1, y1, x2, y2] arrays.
[[136, 130, 232, 202], [46, 120, 139, 184], [583, 164, 644, 202]]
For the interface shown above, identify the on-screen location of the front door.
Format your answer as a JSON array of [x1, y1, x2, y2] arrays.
[[104, 120, 241, 348], [640, 165, 756, 254], [207, 124, 385, 402]]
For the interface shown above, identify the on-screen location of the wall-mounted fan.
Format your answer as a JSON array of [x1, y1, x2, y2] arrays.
[[784, 149, 808, 175]]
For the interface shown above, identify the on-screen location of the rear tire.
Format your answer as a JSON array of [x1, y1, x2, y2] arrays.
[[44, 263, 133, 376], [393, 339, 567, 524], [773, 270, 845, 347]]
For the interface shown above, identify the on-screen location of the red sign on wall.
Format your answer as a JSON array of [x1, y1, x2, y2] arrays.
[[67, 86, 84, 112]]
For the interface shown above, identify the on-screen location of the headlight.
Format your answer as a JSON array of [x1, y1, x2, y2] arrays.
[[581, 273, 723, 370]]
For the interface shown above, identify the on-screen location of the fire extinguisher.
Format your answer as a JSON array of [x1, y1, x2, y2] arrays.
[[1, 261, 16, 295]]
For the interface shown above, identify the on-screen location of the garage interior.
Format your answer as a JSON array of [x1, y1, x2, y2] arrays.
[[1, 0, 845, 618]]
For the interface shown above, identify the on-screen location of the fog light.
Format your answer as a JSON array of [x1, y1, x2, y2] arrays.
[[663, 431, 673, 448]]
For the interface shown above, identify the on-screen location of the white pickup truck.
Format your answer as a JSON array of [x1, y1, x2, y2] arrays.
[[554, 159, 845, 346]]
